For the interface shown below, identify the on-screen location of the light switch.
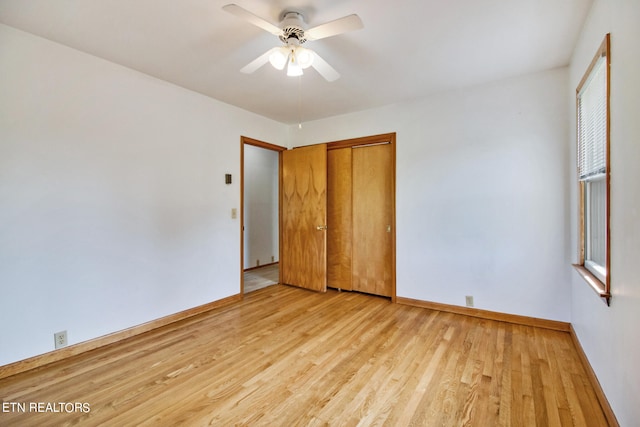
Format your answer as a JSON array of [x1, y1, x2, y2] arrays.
[[231, 208, 237, 219]]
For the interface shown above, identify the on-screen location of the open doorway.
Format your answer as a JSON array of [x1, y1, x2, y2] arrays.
[[241, 137, 285, 294]]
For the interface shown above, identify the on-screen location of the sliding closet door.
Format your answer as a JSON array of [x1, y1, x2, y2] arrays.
[[327, 148, 353, 291], [352, 144, 394, 297], [281, 144, 328, 292]]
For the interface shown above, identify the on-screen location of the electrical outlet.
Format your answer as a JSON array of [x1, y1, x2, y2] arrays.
[[54, 331, 67, 349], [271, 256, 274, 263], [465, 296, 474, 307]]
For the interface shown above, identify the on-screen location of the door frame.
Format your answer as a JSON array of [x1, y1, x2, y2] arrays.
[[240, 136, 286, 296]]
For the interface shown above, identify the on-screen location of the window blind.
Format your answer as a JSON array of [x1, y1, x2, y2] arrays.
[[577, 56, 607, 180]]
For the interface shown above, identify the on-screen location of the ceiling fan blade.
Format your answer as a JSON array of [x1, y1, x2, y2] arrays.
[[222, 4, 282, 36], [310, 51, 340, 82], [305, 14, 363, 41], [240, 48, 279, 74]]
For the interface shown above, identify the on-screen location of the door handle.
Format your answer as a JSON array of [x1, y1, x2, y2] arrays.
[[316, 225, 328, 231]]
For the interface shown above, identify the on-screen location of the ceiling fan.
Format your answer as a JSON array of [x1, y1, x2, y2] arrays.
[[222, 4, 363, 82]]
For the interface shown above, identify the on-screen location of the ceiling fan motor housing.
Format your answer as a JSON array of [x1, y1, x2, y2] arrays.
[[279, 12, 307, 44]]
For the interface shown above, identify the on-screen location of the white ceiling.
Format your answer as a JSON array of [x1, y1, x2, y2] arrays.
[[0, 0, 593, 124]]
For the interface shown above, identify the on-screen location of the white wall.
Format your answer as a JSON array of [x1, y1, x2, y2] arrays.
[[291, 68, 571, 322], [0, 24, 287, 366], [568, 0, 640, 425], [243, 144, 279, 269]]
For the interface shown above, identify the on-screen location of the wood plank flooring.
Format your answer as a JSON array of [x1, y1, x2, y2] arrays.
[[0, 285, 609, 426], [243, 264, 279, 293]]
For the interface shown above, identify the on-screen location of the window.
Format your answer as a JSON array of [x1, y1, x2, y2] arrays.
[[575, 34, 611, 304]]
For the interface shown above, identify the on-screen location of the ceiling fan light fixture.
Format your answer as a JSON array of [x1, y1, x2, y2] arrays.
[[296, 47, 314, 69], [269, 47, 289, 70], [287, 57, 303, 76]]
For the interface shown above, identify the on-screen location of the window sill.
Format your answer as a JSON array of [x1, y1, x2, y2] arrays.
[[573, 264, 611, 306]]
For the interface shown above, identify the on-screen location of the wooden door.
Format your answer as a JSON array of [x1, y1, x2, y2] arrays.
[[281, 144, 328, 292], [352, 144, 394, 297], [327, 148, 353, 291]]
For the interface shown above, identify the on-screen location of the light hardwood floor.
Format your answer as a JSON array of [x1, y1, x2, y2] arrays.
[[243, 264, 279, 293], [0, 285, 608, 426]]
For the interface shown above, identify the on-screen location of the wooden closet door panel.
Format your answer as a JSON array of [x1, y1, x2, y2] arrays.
[[281, 144, 327, 292], [352, 144, 393, 297], [327, 148, 353, 290]]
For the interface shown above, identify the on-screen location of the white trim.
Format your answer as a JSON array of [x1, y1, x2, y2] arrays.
[[584, 260, 606, 284]]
